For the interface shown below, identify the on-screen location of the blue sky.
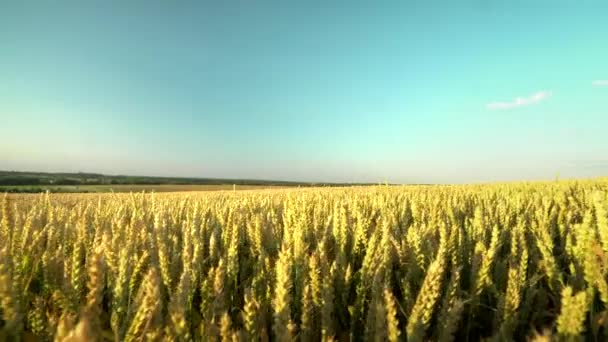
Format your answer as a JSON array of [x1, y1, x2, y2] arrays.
[[1, 0, 607, 183]]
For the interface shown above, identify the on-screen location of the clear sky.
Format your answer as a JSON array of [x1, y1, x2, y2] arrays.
[[1, 0, 607, 183]]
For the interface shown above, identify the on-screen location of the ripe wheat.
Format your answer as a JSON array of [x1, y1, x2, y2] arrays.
[[1, 180, 608, 340]]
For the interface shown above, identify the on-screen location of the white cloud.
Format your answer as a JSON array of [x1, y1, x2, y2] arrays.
[[486, 90, 552, 110], [592, 80, 608, 87]]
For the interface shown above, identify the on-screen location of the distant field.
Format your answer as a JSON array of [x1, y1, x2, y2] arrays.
[[0, 183, 293, 193]]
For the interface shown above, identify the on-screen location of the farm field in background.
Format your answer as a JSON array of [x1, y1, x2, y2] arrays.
[[0, 184, 294, 194], [1, 179, 608, 341]]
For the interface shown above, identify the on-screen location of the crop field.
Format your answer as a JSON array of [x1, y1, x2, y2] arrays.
[[0, 184, 293, 194], [1, 179, 608, 341]]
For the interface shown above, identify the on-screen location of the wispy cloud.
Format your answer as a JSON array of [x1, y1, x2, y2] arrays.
[[486, 90, 552, 110], [592, 80, 608, 87]]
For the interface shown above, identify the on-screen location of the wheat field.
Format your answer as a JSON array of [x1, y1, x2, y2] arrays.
[[1, 180, 608, 341]]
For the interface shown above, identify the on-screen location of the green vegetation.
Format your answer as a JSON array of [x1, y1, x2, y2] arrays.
[[0, 184, 291, 194], [0, 171, 373, 193], [0, 170, 305, 186]]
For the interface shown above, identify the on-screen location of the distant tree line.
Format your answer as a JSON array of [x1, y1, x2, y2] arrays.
[[0, 171, 347, 187]]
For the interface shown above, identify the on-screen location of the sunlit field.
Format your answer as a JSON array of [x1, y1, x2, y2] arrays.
[[2, 179, 608, 341]]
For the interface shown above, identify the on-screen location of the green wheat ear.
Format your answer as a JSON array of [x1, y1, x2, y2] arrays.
[[557, 286, 588, 338], [407, 238, 448, 342], [384, 288, 400, 342]]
